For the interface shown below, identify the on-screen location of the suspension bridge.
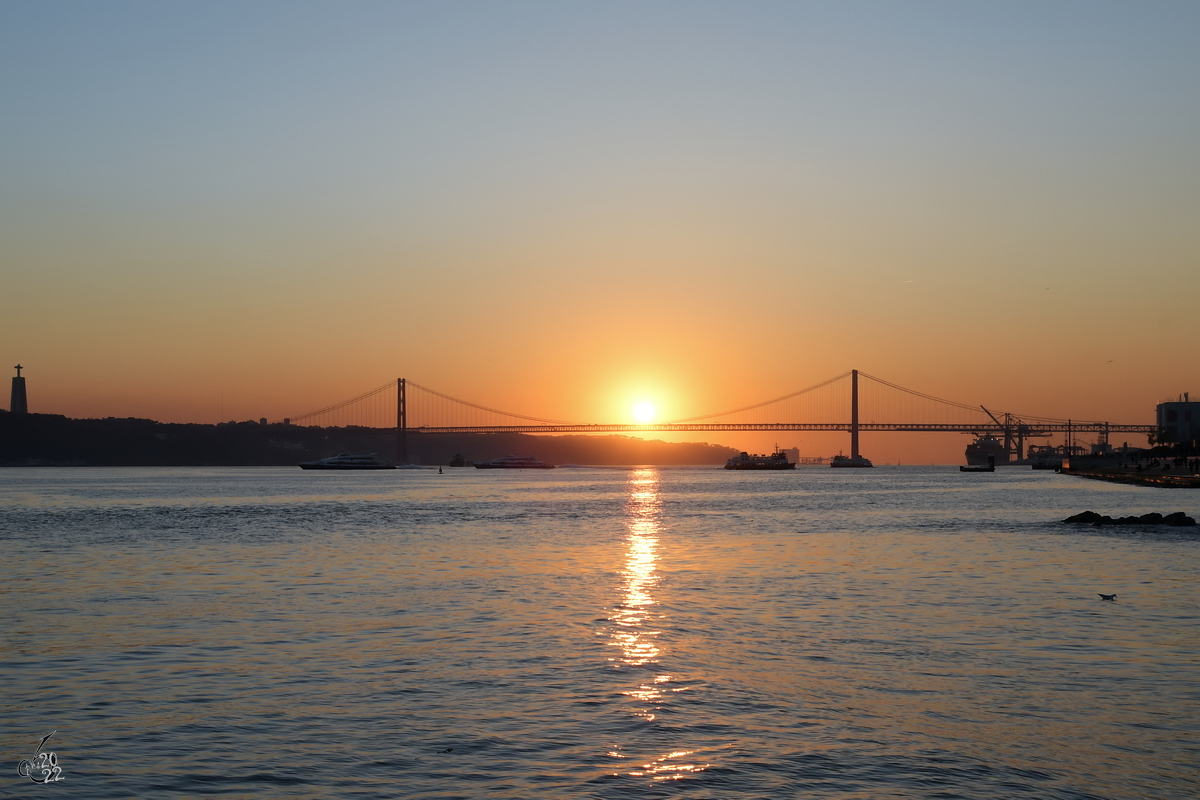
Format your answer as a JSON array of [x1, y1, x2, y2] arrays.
[[279, 370, 1155, 463]]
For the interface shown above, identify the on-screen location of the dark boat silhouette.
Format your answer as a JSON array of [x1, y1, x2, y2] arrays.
[[299, 453, 396, 470]]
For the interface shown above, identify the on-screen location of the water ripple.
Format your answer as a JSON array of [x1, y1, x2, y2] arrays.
[[1, 466, 1197, 797]]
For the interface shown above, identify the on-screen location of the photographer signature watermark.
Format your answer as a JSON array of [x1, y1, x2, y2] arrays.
[[17, 731, 64, 784]]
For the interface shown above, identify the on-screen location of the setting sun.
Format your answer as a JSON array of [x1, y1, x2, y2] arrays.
[[633, 402, 656, 424]]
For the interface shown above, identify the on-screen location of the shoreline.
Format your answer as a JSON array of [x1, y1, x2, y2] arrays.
[[1062, 467, 1200, 489]]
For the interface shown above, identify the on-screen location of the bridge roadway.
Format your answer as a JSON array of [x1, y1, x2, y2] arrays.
[[405, 422, 1156, 435]]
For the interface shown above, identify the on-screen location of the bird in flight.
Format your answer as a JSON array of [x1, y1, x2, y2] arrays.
[[1098, 593, 1117, 601]]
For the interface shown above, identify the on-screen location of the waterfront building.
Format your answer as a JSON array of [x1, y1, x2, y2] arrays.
[[1156, 393, 1199, 448]]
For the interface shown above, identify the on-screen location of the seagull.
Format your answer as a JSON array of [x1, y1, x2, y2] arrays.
[[1098, 593, 1116, 601]]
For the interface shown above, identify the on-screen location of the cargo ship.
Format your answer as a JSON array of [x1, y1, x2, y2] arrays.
[[965, 435, 1006, 466]]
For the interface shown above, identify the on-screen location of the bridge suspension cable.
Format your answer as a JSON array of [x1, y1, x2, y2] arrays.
[[282, 378, 572, 429], [286, 380, 395, 427], [279, 371, 1151, 444], [667, 370, 994, 428], [406, 380, 569, 425], [668, 372, 851, 422], [856, 371, 988, 414]]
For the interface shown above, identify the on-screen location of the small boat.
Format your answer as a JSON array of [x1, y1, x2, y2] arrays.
[[474, 456, 555, 469], [1028, 446, 1063, 470], [299, 453, 396, 470], [830, 454, 873, 468], [724, 450, 795, 470], [960, 456, 996, 472]]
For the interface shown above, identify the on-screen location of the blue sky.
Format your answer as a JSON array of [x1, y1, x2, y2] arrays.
[[2, 1, 1198, 455]]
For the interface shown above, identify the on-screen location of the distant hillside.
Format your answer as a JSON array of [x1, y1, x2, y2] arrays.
[[405, 432, 737, 466], [0, 412, 738, 466]]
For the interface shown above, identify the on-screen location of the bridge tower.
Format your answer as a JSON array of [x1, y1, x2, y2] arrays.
[[396, 378, 407, 464], [851, 369, 859, 458]]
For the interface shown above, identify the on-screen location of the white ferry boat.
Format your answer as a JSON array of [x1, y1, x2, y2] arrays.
[[299, 453, 396, 470], [830, 454, 874, 468], [474, 456, 555, 469], [724, 450, 795, 470]]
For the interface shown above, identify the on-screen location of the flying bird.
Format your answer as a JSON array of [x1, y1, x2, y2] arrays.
[[1098, 593, 1116, 601]]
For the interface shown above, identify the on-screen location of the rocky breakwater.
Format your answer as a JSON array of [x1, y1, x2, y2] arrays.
[[1064, 510, 1196, 527]]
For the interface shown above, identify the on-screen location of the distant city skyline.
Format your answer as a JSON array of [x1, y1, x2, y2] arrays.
[[3, 1, 1198, 463]]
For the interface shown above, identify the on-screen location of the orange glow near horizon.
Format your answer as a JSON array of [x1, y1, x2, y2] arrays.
[[1, 4, 1194, 469]]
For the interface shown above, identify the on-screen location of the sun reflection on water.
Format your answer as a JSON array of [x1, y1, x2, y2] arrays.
[[610, 468, 663, 674], [605, 469, 714, 782]]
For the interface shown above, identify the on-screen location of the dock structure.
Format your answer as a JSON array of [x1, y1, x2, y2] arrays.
[[1062, 457, 1200, 488], [1062, 469, 1200, 488]]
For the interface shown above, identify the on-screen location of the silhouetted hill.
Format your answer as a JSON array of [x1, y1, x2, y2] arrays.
[[405, 432, 737, 466], [0, 412, 738, 466]]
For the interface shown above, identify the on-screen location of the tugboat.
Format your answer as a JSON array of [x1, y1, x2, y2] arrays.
[[299, 453, 396, 470], [474, 456, 555, 469], [724, 449, 796, 470], [960, 455, 996, 472], [830, 453, 873, 468]]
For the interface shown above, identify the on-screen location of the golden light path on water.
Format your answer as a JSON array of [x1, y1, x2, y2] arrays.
[[608, 468, 712, 782]]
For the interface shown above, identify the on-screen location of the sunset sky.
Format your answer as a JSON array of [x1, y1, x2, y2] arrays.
[[3, 2, 1198, 461]]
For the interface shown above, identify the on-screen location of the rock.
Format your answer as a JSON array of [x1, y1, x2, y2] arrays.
[[1063, 510, 1196, 527]]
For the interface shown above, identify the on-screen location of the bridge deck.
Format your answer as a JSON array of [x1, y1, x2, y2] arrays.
[[401, 423, 1155, 435]]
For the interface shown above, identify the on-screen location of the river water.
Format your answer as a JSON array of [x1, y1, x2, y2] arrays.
[[2, 466, 1198, 798]]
